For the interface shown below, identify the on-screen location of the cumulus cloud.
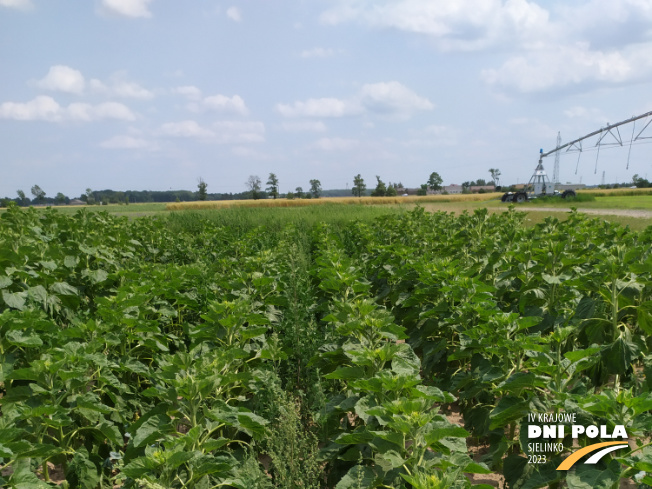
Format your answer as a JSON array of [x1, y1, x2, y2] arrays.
[[159, 120, 214, 139], [100, 135, 157, 150], [359, 81, 434, 117], [203, 94, 248, 115], [277, 81, 433, 119], [158, 120, 265, 143], [90, 77, 154, 99], [226, 6, 241, 21], [101, 0, 153, 18], [277, 98, 361, 118], [320, 0, 550, 51], [320, 0, 652, 95], [558, 0, 652, 50], [0, 96, 136, 122], [300, 47, 337, 58], [481, 42, 648, 93], [67, 101, 136, 121], [0, 0, 33, 10], [32, 65, 155, 99], [0, 96, 62, 121], [35, 65, 86, 94]]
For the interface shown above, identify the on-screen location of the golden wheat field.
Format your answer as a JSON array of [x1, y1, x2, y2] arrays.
[[578, 187, 652, 196], [165, 193, 504, 210]]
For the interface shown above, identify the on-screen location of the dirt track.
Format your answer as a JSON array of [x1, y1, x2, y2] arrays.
[[519, 207, 652, 219]]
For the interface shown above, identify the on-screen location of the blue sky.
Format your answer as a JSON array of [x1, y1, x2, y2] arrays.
[[2, 0, 652, 198]]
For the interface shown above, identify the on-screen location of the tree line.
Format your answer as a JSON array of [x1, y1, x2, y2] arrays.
[[19, 167, 652, 208], [350, 172, 438, 197], [196, 174, 323, 201], [350, 169, 502, 197], [2, 186, 275, 207]]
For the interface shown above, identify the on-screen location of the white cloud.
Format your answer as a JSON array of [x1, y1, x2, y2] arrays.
[[277, 81, 432, 119], [0, 0, 33, 10], [359, 81, 434, 117], [320, 0, 550, 52], [158, 120, 265, 143], [203, 94, 248, 115], [280, 121, 328, 132], [32, 66, 154, 99], [0, 96, 136, 122], [174, 85, 202, 100], [226, 6, 241, 22], [482, 42, 649, 93], [111, 81, 154, 99], [101, 0, 153, 18], [92, 102, 137, 120], [311, 137, 359, 151], [276, 97, 361, 118], [300, 47, 337, 58], [558, 0, 652, 49], [320, 0, 652, 97], [0, 96, 62, 121], [35, 65, 86, 94], [100, 135, 157, 150], [159, 120, 214, 139], [90, 74, 154, 99]]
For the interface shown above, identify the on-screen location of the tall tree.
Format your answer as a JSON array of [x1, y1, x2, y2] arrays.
[[352, 174, 366, 197], [246, 175, 262, 199], [371, 176, 387, 197], [266, 173, 279, 199], [309, 179, 321, 199], [83, 188, 95, 205], [16, 189, 28, 206], [488, 168, 501, 187], [295, 187, 304, 199], [427, 172, 443, 192], [31, 184, 46, 204], [416, 184, 428, 196], [197, 177, 208, 201], [54, 192, 67, 205]]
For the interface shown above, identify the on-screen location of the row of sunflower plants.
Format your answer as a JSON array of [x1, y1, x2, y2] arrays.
[[0, 207, 313, 487], [331, 207, 652, 487], [309, 223, 494, 488]]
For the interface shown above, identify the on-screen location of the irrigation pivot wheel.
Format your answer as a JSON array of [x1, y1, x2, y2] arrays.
[[513, 192, 528, 203]]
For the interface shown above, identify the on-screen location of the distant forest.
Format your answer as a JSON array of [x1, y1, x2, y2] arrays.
[[1, 187, 356, 207]]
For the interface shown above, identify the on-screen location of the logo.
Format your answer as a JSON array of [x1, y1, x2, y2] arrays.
[[556, 441, 629, 470], [525, 412, 629, 470]]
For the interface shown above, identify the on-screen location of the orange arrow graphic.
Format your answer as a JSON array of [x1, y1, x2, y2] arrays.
[[557, 441, 628, 470]]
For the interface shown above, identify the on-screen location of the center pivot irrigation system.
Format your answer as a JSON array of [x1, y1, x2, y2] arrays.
[[502, 109, 652, 203]]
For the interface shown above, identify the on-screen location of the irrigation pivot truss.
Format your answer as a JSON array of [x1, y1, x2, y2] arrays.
[[502, 109, 652, 204], [539, 109, 652, 172]]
